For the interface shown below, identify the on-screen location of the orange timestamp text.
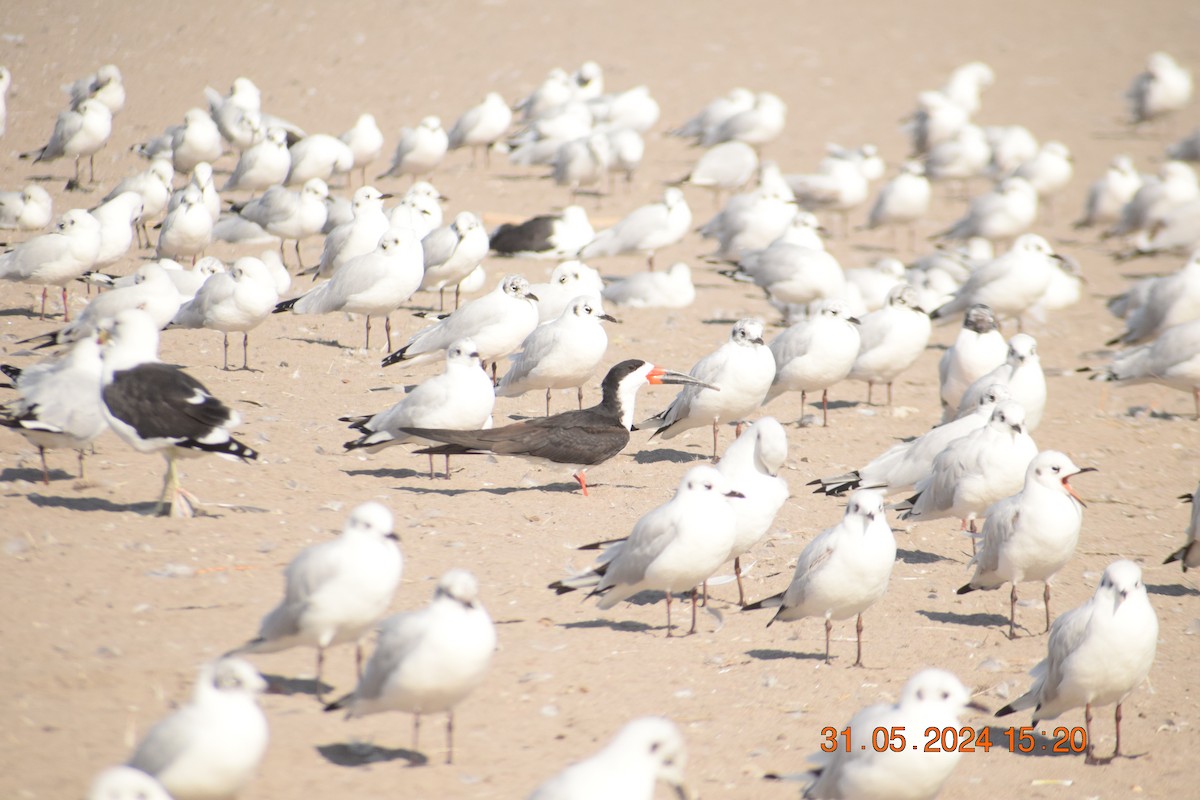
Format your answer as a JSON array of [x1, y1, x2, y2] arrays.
[[819, 725, 1087, 754]]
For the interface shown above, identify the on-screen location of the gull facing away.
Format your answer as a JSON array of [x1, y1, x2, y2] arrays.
[[227, 502, 402, 701], [339, 113, 385, 185], [996, 560, 1158, 765], [549, 465, 742, 635], [402, 360, 713, 495], [1126, 51, 1193, 126], [98, 310, 258, 517], [126, 658, 268, 800], [341, 339, 495, 478], [528, 717, 689, 800], [324, 569, 495, 765], [638, 318, 776, 459], [448, 92, 513, 167], [744, 490, 895, 666], [847, 285, 931, 407], [957, 451, 1096, 638], [938, 304, 1007, 416], [379, 116, 448, 183], [715, 417, 790, 606], [803, 669, 986, 800], [1164, 483, 1200, 571]]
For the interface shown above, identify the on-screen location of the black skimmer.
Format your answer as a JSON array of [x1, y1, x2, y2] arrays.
[[400, 359, 713, 495]]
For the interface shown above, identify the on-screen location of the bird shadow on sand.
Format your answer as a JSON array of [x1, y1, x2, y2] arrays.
[[261, 673, 333, 699], [917, 609, 1010, 629], [978, 726, 1083, 758], [316, 742, 428, 768], [0, 306, 42, 319], [285, 335, 352, 350], [746, 648, 826, 662], [389, 480, 618, 498], [895, 547, 956, 565], [0, 466, 74, 483], [24, 493, 161, 515], [560, 618, 656, 634], [701, 316, 742, 326], [342, 467, 429, 481], [1146, 582, 1200, 597], [632, 448, 710, 465]]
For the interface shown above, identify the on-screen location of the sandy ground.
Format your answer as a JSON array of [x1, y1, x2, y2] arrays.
[[2, 1, 1199, 798]]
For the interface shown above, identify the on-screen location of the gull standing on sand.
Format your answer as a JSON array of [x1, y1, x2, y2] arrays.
[[232, 178, 329, 269], [1105, 251, 1200, 346], [379, 116, 448, 182], [863, 161, 930, 248], [580, 188, 691, 268], [315, 185, 392, 279], [126, 658, 268, 800], [897, 400, 1038, 531], [221, 127, 291, 192], [1106, 161, 1198, 242], [699, 179, 798, 260], [811, 385, 1011, 498], [716, 417, 790, 606], [638, 318, 776, 458], [227, 502, 402, 700], [28, 261, 181, 347], [498, 295, 617, 414], [679, 140, 759, 201], [951, 333, 1046, 429], [99, 310, 258, 517], [275, 226, 423, 350], [848, 285, 931, 407], [89, 191, 143, 268], [103, 160, 172, 248], [1090, 318, 1200, 418], [383, 274, 539, 374], [602, 261, 695, 309], [0, 184, 53, 231], [1165, 482, 1200, 571], [996, 560, 1158, 765], [552, 132, 611, 200], [340, 113, 385, 185], [939, 304, 1007, 415], [744, 490, 895, 666], [156, 185, 213, 263], [286, 133, 354, 186], [1013, 141, 1074, 218], [930, 233, 1062, 326], [0, 208, 102, 320], [672, 87, 754, 143], [419, 211, 490, 309], [0, 334, 107, 483], [136, 108, 224, 174], [803, 669, 986, 800], [957, 451, 1095, 638], [936, 176, 1038, 244], [549, 465, 742, 635], [448, 92, 513, 167], [169, 256, 280, 370], [702, 91, 786, 147], [324, 569, 495, 764], [763, 299, 861, 426], [528, 717, 689, 800], [20, 99, 112, 190], [341, 339, 495, 476]]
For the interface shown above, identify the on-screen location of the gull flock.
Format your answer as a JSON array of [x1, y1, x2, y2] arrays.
[[0, 43, 1197, 800]]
